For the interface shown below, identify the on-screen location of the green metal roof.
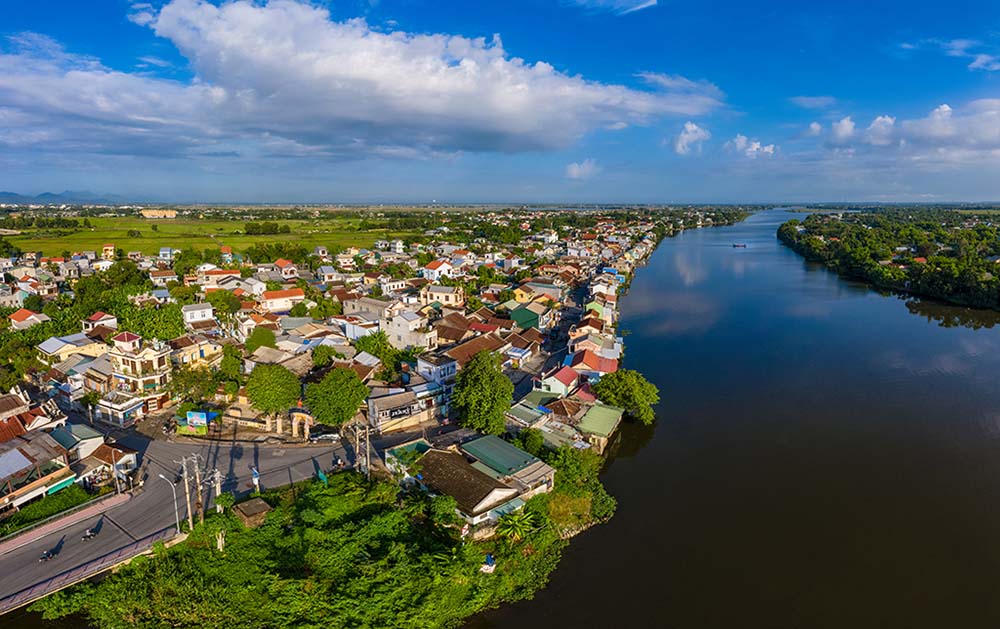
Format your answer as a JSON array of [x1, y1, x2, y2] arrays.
[[578, 403, 625, 438], [471, 460, 504, 480], [461, 435, 538, 475], [522, 390, 559, 409]]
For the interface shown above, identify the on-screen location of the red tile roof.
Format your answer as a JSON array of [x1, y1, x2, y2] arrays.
[[569, 350, 618, 374], [262, 288, 305, 300], [87, 311, 110, 321], [274, 258, 294, 268], [8, 308, 37, 323], [111, 331, 141, 343], [551, 366, 579, 387]]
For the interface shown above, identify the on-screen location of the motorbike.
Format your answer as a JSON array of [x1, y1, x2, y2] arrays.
[[81, 529, 97, 541], [39, 551, 52, 563]]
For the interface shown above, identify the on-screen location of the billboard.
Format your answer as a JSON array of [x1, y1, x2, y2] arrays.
[[187, 411, 208, 427]]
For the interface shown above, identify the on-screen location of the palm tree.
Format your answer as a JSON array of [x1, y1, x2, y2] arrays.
[[495, 510, 538, 542], [80, 391, 101, 425]]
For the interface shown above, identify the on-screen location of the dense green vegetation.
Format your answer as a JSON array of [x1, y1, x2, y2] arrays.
[[31, 456, 613, 629], [0, 485, 100, 537], [778, 210, 1000, 309], [591, 369, 660, 425], [452, 351, 514, 435], [304, 366, 368, 426]]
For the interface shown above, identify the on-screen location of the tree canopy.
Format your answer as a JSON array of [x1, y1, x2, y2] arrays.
[[305, 367, 369, 426], [245, 364, 300, 416], [451, 351, 513, 435], [591, 369, 660, 425], [245, 326, 277, 354]]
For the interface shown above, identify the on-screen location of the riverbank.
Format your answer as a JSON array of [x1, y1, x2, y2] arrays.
[[776, 210, 1000, 311]]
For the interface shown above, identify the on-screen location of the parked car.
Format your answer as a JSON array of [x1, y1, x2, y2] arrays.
[[309, 432, 341, 443]]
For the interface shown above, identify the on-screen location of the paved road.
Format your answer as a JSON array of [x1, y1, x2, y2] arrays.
[[0, 434, 349, 602]]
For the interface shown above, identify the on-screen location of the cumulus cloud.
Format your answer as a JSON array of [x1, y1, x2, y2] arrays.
[[673, 121, 711, 155], [807, 121, 823, 136], [790, 95, 837, 109], [725, 134, 776, 158], [567, 0, 658, 15], [831, 116, 856, 143], [566, 158, 600, 179], [808, 101, 1000, 168], [0, 0, 723, 162], [865, 115, 896, 146]]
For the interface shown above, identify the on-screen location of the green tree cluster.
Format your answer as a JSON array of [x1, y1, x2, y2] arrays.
[[591, 369, 660, 425], [451, 351, 513, 435]]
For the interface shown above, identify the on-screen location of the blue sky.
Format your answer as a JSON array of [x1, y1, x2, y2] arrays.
[[1, 0, 999, 203]]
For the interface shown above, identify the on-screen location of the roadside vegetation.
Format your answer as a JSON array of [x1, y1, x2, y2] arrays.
[[31, 456, 613, 629], [0, 485, 107, 538]]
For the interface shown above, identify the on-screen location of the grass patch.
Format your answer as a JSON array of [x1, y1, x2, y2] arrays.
[[9, 216, 419, 256]]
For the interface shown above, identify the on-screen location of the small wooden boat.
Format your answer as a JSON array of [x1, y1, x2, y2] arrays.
[[732, 243, 748, 248]]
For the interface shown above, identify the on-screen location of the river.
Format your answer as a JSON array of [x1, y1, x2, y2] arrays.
[[469, 208, 1000, 629]]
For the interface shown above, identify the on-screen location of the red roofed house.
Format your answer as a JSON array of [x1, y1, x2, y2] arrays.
[[423, 259, 453, 281], [566, 349, 618, 381], [536, 365, 580, 398], [9, 308, 50, 331], [261, 288, 305, 313], [220, 245, 233, 263], [274, 258, 298, 280], [82, 311, 118, 333]]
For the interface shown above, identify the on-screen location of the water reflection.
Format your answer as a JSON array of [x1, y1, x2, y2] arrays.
[[905, 297, 1000, 329]]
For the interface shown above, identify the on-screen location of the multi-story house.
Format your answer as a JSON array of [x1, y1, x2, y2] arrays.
[[96, 332, 172, 427], [381, 311, 438, 351], [419, 284, 465, 309]]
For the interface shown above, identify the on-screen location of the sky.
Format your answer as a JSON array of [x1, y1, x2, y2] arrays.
[[1, 0, 1000, 203]]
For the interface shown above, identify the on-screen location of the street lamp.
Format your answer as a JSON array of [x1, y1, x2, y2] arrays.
[[158, 473, 182, 535]]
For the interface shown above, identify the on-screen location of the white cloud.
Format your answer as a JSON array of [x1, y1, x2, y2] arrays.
[[566, 158, 599, 179], [0, 0, 723, 162], [606, 121, 628, 130], [790, 95, 837, 109], [831, 116, 856, 143], [865, 115, 896, 146], [637, 72, 724, 101], [127, 2, 156, 26], [807, 121, 823, 136], [567, 0, 658, 15], [673, 121, 711, 155], [908, 38, 1000, 72], [137, 55, 171, 68], [725, 134, 776, 158]]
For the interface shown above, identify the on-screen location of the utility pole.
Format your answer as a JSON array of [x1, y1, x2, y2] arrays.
[[365, 423, 371, 481], [353, 417, 361, 473], [212, 469, 223, 514], [176, 457, 194, 531], [191, 453, 204, 525]]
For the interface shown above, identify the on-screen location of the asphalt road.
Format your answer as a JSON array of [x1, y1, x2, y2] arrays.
[[0, 435, 349, 602]]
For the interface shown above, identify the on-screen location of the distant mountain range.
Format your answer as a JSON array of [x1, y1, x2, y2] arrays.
[[0, 190, 134, 205]]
